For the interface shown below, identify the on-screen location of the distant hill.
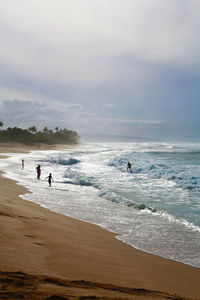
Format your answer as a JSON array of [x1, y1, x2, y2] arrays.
[[82, 134, 161, 143]]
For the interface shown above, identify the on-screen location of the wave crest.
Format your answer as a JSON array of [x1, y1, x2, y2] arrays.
[[108, 156, 200, 191], [41, 155, 80, 166], [63, 168, 96, 187]]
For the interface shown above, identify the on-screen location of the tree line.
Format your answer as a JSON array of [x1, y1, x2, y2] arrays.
[[0, 120, 80, 145]]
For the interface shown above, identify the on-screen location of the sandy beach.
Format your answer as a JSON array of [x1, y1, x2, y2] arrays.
[[0, 145, 200, 300]]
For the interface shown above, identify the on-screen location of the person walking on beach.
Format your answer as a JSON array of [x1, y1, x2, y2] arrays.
[[36, 165, 41, 179], [127, 162, 132, 172], [22, 159, 24, 170], [45, 173, 53, 187]]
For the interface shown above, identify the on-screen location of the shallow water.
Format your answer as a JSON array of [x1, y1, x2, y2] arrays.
[[1, 142, 200, 268]]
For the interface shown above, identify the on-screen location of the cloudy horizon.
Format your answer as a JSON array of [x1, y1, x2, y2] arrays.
[[0, 0, 200, 141]]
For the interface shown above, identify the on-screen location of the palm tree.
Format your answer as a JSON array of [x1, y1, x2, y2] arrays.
[[43, 126, 49, 133], [28, 126, 37, 134]]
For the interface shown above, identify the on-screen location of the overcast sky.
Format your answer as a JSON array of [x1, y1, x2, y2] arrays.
[[0, 0, 200, 141]]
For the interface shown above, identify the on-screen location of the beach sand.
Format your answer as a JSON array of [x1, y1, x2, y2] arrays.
[[0, 145, 200, 299]]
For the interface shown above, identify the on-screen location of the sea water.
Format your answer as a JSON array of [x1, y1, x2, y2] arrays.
[[1, 142, 200, 268]]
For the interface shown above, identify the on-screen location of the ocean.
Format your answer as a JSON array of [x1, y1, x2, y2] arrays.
[[1, 142, 200, 268]]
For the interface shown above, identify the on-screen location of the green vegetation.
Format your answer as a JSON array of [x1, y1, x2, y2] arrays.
[[0, 120, 80, 145]]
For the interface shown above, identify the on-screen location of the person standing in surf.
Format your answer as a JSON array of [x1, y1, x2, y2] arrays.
[[36, 165, 41, 179], [22, 159, 24, 170], [45, 173, 53, 187], [127, 162, 132, 172]]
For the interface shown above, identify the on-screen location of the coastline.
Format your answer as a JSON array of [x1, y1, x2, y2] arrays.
[[0, 145, 200, 299]]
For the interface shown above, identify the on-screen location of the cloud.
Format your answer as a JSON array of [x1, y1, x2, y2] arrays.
[[0, 98, 166, 136], [103, 104, 116, 108], [0, 99, 85, 130], [102, 118, 165, 125], [0, 1, 200, 140], [0, 0, 199, 88]]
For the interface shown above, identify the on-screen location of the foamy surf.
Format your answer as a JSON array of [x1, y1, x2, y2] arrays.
[[1, 142, 200, 268]]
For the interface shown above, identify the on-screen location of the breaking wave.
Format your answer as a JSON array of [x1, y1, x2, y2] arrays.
[[63, 168, 97, 187], [41, 155, 80, 166], [108, 155, 200, 191]]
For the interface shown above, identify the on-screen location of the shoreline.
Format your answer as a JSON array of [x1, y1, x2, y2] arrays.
[[1, 145, 200, 299]]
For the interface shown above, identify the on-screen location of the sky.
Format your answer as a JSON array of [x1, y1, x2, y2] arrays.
[[0, 0, 200, 141]]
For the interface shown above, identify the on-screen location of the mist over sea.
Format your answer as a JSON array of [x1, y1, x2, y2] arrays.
[[1, 142, 200, 268]]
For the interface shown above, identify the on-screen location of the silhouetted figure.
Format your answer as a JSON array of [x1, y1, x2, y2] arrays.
[[127, 162, 132, 172], [36, 165, 41, 179], [45, 173, 53, 187], [22, 159, 24, 170]]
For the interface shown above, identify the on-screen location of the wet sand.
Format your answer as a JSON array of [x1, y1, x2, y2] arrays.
[[0, 144, 200, 299]]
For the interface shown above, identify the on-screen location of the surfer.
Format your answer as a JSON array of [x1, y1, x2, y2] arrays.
[[45, 173, 53, 187], [36, 165, 41, 179], [127, 162, 132, 172]]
